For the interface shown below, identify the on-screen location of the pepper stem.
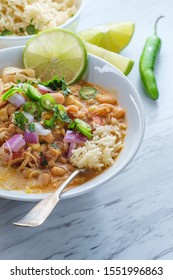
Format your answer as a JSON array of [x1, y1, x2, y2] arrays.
[[154, 16, 164, 36]]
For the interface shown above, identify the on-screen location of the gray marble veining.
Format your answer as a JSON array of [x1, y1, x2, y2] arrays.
[[0, 0, 173, 260]]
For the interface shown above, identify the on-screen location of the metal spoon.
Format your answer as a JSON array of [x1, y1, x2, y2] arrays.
[[13, 169, 85, 227]]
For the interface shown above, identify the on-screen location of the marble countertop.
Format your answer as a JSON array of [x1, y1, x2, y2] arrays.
[[0, 0, 173, 260]]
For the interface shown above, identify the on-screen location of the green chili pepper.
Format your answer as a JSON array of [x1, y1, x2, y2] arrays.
[[23, 101, 42, 118], [68, 118, 93, 139], [79, 86, 97, 100], [39, 94, 55, 111], [139, 16, 164, 100], [22, 83, 42, 101], [1, 87, 22, 101]]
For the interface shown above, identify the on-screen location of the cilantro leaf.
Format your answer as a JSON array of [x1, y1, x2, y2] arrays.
[[0, 29, 13, 36], [26, 19, 39, 35], [44, 104, 72, 129], [19, 27, 24, 33], [28, 122, 35, 133], [39, 152, 48, 166], [51, 143, 59, 149], [13, 112, 29, 131], [41, 76, 71, 97]]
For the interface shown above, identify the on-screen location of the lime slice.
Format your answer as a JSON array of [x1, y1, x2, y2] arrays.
[[78, 22, 135, 53], [23, 28, 87, 84], [86, 43, 134, 75]]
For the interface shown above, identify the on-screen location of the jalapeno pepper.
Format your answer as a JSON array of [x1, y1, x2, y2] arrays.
[[22, 83, 42, 101], [39, 94, 55, 111], [23, 101, 42, 118], [1, 87, 22, 101], [79, 86, 97, 100], [139, 16, 164, 100], [68, 118, 92, 138]]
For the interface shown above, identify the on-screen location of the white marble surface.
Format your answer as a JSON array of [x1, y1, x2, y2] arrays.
[[0, 0, 173, 260]]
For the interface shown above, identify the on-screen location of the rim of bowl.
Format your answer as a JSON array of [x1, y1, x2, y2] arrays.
[[0, 49, 145, 201], [0, 0, 86, 41]]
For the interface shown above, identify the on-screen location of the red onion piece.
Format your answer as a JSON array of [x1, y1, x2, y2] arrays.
[[8, 93, 26, 108], [23, 112, 34, 123], [35, 123, 51, 136], [17, 83, 23, 88], [6, 134, 26, 152], [63, 130, 87, 143], [5, 140, 13, 160], [37, 84, 55, 94], [67, 142, 76, 158], [24, 131, 38, 143]]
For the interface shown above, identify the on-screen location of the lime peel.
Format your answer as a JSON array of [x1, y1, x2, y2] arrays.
[[78, 22, 135, 53], [23, 28, 88, 84], [85, 42, 134, 75]]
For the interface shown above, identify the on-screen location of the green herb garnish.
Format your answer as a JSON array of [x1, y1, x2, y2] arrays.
[[39, 152, 48, 166], [19, 27, 24, 33], [26, 18, 39, 35], [0, 29, 13, 36], [53, 104, 72, 123], [41, 76, 71, 97], [44, 104, 72, 129], [44, 117, 56, 129], [51, 143, 59, 149], [13, 112, 29, 131], [28, 122, 35, 133], [61, 77, 71, 96]]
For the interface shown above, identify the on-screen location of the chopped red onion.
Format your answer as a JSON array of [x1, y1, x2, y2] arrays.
[[37, 84, 55, 94], [67, 142, 76, 158], [5, 140, 13, 160], [35, 123, 51, 136], [23, 111, 34, 123], [6, 134, 26, 152], [8, 93, 26, 108], [24, 131, 38, 143], [63, 130, 87, 143]]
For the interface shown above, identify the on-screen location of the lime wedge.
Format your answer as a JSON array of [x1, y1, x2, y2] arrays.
[[79, 22, 135, 53], [86, 43, 134, 75], [23, 28, 87, 84]]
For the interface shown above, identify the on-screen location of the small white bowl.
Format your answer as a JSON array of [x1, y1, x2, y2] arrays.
[[0, 46, 145, 201], [0, 0, 85, 49]]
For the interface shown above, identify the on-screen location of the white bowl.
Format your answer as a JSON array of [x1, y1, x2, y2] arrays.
[[0, 46, 145, 201], [0, 0, 85, 49]]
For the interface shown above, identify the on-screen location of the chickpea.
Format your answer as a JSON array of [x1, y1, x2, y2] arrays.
[[23, 168, 32, 179], [88, 105, 98, 113], [7, 103, 16, 116], [39, 173, 51, 186], [42, 111, 53, 120], [62, 142, 69, 153], [8, 123, 15, 133], [28, 143, 41, 151], [66, 105, 79, 115], [96, 94, 117, 105], [0, 107, 8, 121], [50, 92, 65, 104], [111, 107, 125, 119], [30, 170, 40, 178], [40, 133, 54, 143], [94, 106, 111, 116], [65, 95, 83, 108], [50, 166, 66, 177], [59, 156, 67, 164]]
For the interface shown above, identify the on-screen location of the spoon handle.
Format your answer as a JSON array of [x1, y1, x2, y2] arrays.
[[13, 169, 84, 227]]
